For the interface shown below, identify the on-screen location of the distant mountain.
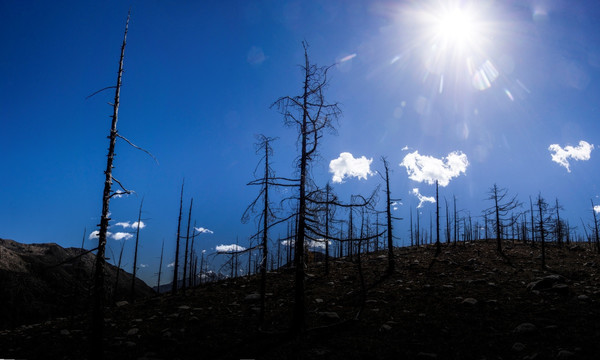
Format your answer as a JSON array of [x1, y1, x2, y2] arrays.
[[0, 238, 154, 329]]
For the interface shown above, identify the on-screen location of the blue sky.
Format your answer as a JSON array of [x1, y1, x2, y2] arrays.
[[2, 0, 600, 286]]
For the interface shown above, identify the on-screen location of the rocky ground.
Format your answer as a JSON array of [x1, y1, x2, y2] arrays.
[[1, 239, 600, 359]]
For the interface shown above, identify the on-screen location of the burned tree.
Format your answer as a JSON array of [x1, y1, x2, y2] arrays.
[[484, 184, 521, 253], [272, 41, 341, 333], [130, 199, 143, 301], [242, 135, 287, 326], [379, 157, 401, 273], [182, 198, 193, 291], [91, 13, 129, 359], [172, 181, 184, 294]]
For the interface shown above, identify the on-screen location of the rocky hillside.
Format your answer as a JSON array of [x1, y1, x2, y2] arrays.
[[1, 239, 600, 359], [0, 238, 154, 329]]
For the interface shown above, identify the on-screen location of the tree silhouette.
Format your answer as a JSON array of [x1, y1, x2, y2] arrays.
[[484, 184, 521, 253], [172, 181, 184, 294], [272, 41, 341, 333]]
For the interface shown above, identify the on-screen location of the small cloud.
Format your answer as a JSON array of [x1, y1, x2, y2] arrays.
[[329, 152, 374, 183], [140, 264, 148, 268], [339, 53, 357, 63], [115, 221, 146, 229], [131, 221, 146, 229], [400, 150, 469, 187], [216, 244, 246, 253], [111, 232, 133, 241], [247, 46, 267, 65], [167, 262, 174, 268], [548, 140, 593, 172], [594, 205, 600, 214], [89, 230, 113, 240], [411, 188, 436, 208], [281, 239, 331, 250], [402, 146, 409, 151], [195, 227, 214, 234]]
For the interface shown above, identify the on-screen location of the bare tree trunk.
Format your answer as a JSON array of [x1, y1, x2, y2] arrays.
[[157, 239, 164, 292], [91, 13, 129, 360], [172, 181, 184, 295], [130, 199, 143, 301], [383, 158, 395, 273], [182, 198, 193, 291]]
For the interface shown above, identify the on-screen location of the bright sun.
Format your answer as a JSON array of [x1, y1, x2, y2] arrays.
[[434, 8, 476, 48], [402, 1, 499, 91]]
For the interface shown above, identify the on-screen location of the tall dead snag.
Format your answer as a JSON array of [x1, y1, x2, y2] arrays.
[[172, 181, 184, 294], [182, 198, 193, 291], [242, 135, 286, 326], [130, 198, 143, 301], [91, 13, 130, 360], [272, 41, 341, 333], [484, 184, 521, 253], [380, 157, 400, 273], [157, 239, 164, 292], [536, 194, 552, 269]]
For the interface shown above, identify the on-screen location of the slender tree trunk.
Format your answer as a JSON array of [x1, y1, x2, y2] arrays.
[[157, 239, 164, 292], [172, 181, 184, 294], [259, 139, 270, 326], [130, 199, 143, 301], [384, 159, 395, 273], [182, 198, 193, 291], [91, 13, 129, 360]]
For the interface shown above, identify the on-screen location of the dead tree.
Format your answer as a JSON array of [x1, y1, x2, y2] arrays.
[[536, 194, 552, 269], [130, 198, 143, 301], [91, 13, 130, 360], [182, 198, 193, 291], [272, 41, 341, 333], [380, 157, 401, 273], [156, 239, 164, 292], [242, 135, 287, 326], [172, 181, 184, 294], [484, 184, 521, 253]]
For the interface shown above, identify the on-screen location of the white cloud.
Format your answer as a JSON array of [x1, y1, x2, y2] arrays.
[[195, 227, 214, 234], [329, 152, 374, 183], [112, 232, 133, 241], [89, 230, 114, 240], [281, 239, 332, 249], [131, 221, 146, 229], [216, 244, 246, 253], [115, 221, 146, 229], [140, 264, 148, 268], [411, 188, 436, 208], [402, 146, 409, 151], [594, 205, 600, 214], [548, 140, 594, 172], [167, 262, 174, 268], [400, 150, 469, 187]]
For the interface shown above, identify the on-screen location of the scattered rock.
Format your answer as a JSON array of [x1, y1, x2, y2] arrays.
[[550, 283, 570, 296], [577, 294, 589, 301], [116, 301, 129, 307], [381, 324, 392, 331], [59, 329, 70, 336], [514, 323, 536, 334], [178, 305, 190, 310], [512, 342, 526, 352], [318, 311, 340, 320], [556, 350, 575, 359], [315, 298, 324, 303], [127, 328, 139, 336], [461, 298, 478, 305]]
